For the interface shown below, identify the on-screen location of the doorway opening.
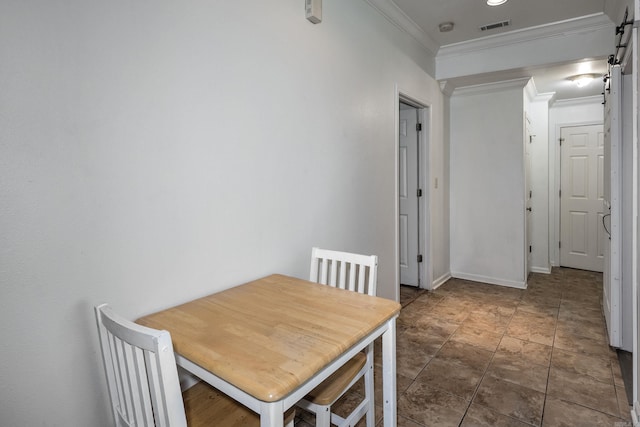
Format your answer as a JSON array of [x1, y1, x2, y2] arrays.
[[397, 96, 430, 290], [558, 123, 605, 272]]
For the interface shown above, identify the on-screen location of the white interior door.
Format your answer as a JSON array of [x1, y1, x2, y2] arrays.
[[399, 104, 419, 286], [603, 65, 622, 347], [560, 124, 605, 272], [525, 116, 533, 279]]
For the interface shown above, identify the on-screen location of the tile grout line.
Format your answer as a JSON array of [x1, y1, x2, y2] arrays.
[[457, 300, 516, 426], [539, 291, 561, 427]]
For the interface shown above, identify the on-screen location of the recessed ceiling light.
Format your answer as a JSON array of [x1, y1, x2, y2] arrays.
[[568, 74, 600, 88], [487, 0, 508, 5]]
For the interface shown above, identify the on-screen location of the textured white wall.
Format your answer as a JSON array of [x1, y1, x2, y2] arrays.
[[0, 1, 445, 425], [450, 81, 526, 288]]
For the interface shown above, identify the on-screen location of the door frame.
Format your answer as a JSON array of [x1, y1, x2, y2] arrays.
[[524, 113, 532, 280], [399, 102, 421, 287], [394, 86, 431, 293], [551, 120, 603, 266]]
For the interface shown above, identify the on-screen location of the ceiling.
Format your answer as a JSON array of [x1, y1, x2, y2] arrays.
[[388, 0, 617, 99], [392, 0, 608, 47]]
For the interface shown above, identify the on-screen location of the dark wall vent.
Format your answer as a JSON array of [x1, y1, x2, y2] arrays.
[[480, 19, 511, 31]]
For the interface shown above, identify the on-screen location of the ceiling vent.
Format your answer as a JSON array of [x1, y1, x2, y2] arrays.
[[480, 19, 511, 31]]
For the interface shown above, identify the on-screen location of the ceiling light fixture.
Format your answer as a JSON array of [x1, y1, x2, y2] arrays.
[[487, 0, 508, 6], [569, 74, 599, 88], [439, 22, 454, 32]]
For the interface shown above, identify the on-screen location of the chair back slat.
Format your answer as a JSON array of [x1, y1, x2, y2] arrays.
[[309, 247, 378, 296], [329, 260, 338, 287], [338, 261, 348, 289], [132, 346, 155, 426], [357, 263, 367, 294], [95, 304, 188, 427]]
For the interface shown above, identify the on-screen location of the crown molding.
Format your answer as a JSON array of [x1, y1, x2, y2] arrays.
[[524, 78, 538, 100], [452, 77, 531, 97], [551, 94, 603, 107], [525, 79, 556, 104], [363, 0, 439, 56], [439, 80, 455, 97], [437, 13, 614, 59], [535, 92, 557, 105]]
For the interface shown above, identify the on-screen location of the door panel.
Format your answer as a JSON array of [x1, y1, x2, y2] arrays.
[[603, 64, 623, 348], [525, 118, 532, 278], [560, 124, 605, 272], [399, 105, 419, 286]]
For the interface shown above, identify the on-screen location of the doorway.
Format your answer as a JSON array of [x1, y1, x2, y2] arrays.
[[398, 98, 429, 288], [525, 114, 533, 279], [559, 124, 605, 272]]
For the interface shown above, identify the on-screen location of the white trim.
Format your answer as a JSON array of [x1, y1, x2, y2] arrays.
[[551, 120, 604, 266], [393, 90, 401, 303], [439, 80, 455, 97], [431, 272, 451, 290], [451, 77, 530, 97], [525, 79, 538, 101], [530, 266, 552, 274], [450, 271, 527, 289], [632, 401, 640, 426], [524, 111, 530, 282], [362, 0, 438, 55], [437, 13, 613, 59], [533, 92, 556, 105], [394, 84, 433, 298], [607, 65, 623, 348], [631, 20, 639, 422], [552, 95, 603, 108]]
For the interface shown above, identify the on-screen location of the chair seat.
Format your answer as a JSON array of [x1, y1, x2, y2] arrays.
[[305, 352, 367, 406], [184, 382, 296, 427]]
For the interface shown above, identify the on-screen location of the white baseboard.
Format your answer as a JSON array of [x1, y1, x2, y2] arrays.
[[530, 266, 552, 274], [450, 271, 527, 289], [632, 401, 639, 426], [430, 272, 451, 290]]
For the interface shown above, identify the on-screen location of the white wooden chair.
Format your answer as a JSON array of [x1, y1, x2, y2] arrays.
[[94, 303, 295, 427], [297, 247, 378, 427]]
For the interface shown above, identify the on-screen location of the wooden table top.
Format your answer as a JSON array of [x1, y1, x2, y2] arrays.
[[137, 274, 400, 402]]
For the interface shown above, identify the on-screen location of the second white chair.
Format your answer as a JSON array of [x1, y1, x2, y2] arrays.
[[297, 247, 378, 427]]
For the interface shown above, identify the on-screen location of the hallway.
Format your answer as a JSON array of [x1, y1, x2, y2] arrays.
[[297, 268, 632, 426]]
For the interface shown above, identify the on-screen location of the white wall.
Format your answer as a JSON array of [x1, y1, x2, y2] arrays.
[[0, 1, 445, 425], [525, 82, 554, 273], [432, 91, 451, 287], [450, 80, 527, 288], [548, 97, 604, 265]]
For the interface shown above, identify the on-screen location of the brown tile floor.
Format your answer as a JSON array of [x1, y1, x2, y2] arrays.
[[295, 268, 633, 426]]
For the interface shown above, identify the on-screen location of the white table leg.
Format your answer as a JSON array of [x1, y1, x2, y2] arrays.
[[382, 317, 397, 427], [260, 401, 284, 427]]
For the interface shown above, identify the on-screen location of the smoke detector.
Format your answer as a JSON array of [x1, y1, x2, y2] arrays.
[[439, 22, 454, 33]]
